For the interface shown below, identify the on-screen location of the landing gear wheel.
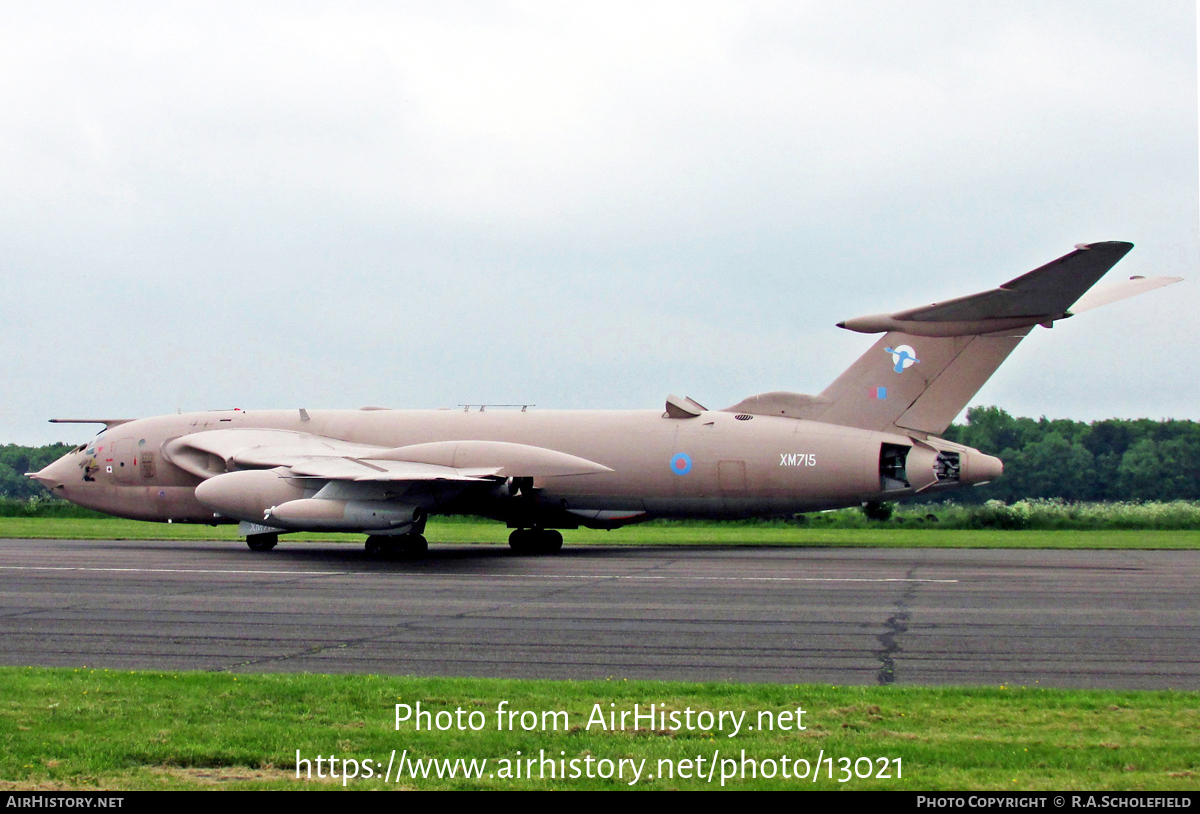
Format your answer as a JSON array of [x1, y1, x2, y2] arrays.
[[397, 534, 428, 556], [366, 534, 427, 558], [539, 529, 563, 553], [246, 533, 278, 552], [508, 529, 533, 553], [508, 529, 563, 554]]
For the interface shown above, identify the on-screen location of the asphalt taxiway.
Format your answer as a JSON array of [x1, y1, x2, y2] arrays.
[[0, 538, 1196, 689]]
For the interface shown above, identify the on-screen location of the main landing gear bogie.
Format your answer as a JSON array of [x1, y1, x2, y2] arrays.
[[508, 528, 564, 555], [365, 534, 429, 558]]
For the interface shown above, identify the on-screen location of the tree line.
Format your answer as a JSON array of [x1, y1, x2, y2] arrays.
[[2, 407, 1198, 503], [0, 443, 75, 500], [940, 407, 1200, 502]]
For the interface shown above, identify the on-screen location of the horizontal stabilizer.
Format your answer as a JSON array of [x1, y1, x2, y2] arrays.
[[751, 240, 1173, 436], [839, 241, 1134, 337], [1068, 275, 1183, 314]]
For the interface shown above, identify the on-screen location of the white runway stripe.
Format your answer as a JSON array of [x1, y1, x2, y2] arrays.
[[0, 565, 957, 583]]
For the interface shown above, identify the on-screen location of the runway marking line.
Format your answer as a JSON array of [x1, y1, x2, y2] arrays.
[[0, 565, 957, 583]]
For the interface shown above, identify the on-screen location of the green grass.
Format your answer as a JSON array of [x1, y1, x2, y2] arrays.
[[1, 668, 1197, 790], [7, 497, 1200, 532], [1, 516, 1198, 549]]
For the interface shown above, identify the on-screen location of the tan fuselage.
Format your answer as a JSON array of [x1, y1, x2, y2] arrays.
[[36, 408, 992, 526]]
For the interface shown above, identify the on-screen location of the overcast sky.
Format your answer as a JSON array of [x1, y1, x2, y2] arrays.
[[2, 1, 1196, 445]]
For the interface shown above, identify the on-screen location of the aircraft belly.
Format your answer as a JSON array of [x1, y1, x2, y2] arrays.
[[59, 484, 212, 523], [638, 496, 851, 519]]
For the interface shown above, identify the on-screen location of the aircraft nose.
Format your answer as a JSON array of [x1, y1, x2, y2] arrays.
[[27, 454, 77, 492], [26, 472, 59, 489]]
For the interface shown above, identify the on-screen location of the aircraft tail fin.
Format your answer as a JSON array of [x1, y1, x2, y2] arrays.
[[812, 328, 1032, 434], [725, 242, 1181, 436]]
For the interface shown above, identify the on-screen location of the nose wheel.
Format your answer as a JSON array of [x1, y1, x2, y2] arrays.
[[508, 528, 563, 554]]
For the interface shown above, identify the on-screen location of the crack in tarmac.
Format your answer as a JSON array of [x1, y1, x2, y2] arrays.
[[875, 566, 918, 685]]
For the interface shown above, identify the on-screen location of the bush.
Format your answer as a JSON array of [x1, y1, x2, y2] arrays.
[[883, 499, 1200, 531], [0, 497, 108, 518], [861, 501, 895, 522]]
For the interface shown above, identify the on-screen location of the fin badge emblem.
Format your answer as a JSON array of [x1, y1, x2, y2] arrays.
[[884, 345, 920, 372]]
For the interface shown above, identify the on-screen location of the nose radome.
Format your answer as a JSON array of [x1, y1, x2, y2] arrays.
[[27, 453, 78, 491], [26, 472, 60, 490]]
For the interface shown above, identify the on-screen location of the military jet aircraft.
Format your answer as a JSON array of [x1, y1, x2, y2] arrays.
[[30, 241, 1179, 555]]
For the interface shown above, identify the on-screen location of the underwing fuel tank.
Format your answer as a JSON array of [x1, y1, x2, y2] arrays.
[[193, 468, 306, 523], [195, 468, 425, 531], [265, 499, 424, 532]]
